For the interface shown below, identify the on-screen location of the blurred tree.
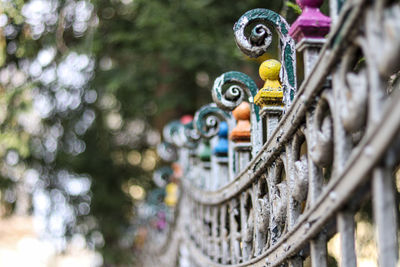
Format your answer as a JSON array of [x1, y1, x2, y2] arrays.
[[0, 0, 301, 265]]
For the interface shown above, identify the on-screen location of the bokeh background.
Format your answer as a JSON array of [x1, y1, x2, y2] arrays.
[[2, 0, 379, 266]]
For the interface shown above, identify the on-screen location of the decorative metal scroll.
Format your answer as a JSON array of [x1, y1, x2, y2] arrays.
[[153, 166, 173, 188], [193, 103, 234, 139], [162, 120, 199, 148], [157, 142, 178, 162], [162, 120, 182, 145], [233, 8, 297, 106], [212, 71, 263, 154], [193, 103, 236, 184]]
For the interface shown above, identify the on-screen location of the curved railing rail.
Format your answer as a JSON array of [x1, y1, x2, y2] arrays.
[[142, 0, 400, 266]]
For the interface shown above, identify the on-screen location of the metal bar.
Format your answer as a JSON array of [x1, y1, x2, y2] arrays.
[[229, 198, 241, 263], [372, 166, 398, 267], [337, 211, 356, 267]]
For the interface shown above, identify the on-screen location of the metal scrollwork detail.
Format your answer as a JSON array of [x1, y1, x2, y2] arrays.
[[270, 182, 287, 244], [212, 71, 259, 114], [233, 8, 297, 104], [193, 103, 234, 139], [339, 47, 368, 133], [182, 121, 201, 147], [153, 166, 173, 188], [163, 120, 199, 148], [309, 96, 333, 168], [157, 142, 178, 162], [163, 120, 182, 146], [212, 71, 264, 152], [292, 155, 309, 202]]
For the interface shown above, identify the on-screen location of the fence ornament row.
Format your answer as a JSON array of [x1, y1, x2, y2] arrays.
[[142, 0, 400, 266]]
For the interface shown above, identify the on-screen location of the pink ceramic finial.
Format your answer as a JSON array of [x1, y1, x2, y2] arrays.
[[289, 0, 331, 43]]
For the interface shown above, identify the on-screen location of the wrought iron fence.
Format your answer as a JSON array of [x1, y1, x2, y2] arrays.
[[142, 0, 400, 266]]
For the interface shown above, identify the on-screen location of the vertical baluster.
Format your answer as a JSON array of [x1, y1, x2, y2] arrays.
[[230, 102, 251, 174], [179, 242, 191, 267], [213, 121, 229, 189], [337, 211, 357, 267], [286, 140, 300, 228], [289, 1, 331, 266], [285, 140, 304, 267], [198, 141, 211, 189], [205, 206, 213, 258], [267, 165, 278, 245], [178, 147, 189, 175], [306, 111, 329, 267], [253, 177, 269, 256], [210, 135, 219, 188], [203, 205, 209, 255], [194, 200, 200, 246], [229, 198, 241, 263], [252, 182, 260, 256], [192, 199, 197, 244], [198, 203, 205, 252], [267, 163, 287, 246], [220, 204, 230, 264], [331, 58, 357, 267], [240, 190, 253, 261], [191, 200, 198, 245], [305, 112, 324, 202], [240, 192, 247, 261], [211, 206, 220, 262], [372, 165, 398, 267]]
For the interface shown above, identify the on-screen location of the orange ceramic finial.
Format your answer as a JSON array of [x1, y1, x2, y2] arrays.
[[229, 102, 251, 142]]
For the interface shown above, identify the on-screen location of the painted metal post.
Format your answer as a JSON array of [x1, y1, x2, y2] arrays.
[[290, 2, 331, 267], [212, 121, 229, 189], [254, 59, 285, 140], [289, 0, 330, 77], [211, 72, 263, 156], [193, 103, 236, 185], [198, 140, 211, 190], [233, 9, 297, 109], [230, 102, 251, 174]]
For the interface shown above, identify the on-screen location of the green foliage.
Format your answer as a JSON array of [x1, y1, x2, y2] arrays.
[[285, 1, 302, 15]]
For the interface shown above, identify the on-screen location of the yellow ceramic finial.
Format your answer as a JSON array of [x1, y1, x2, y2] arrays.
[[254, 59, 283, 108]]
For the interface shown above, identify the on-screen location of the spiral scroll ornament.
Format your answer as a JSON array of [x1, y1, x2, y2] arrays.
[[234, 8, 297, 105], [193, 104, 234, 139], [212, 71, 259, 113], [212, 71, 264, 153], [157, 142, 178, 162], [163, 120, 182, 145], [163, 119, 199, 149], [153, 166, 173, 188]]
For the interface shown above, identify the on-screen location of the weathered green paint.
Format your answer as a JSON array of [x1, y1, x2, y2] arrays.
[[234, 8, 297, 105], [284, 44, 296, 90], [194, 105, 231, 138], [223, 71, 258, 98], [338, 0, 345, 13], [212, 71, 260, 121], [233, 9, 288, 36]]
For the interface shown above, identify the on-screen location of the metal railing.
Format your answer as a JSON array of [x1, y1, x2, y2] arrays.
[[142, 0, 400, 266]]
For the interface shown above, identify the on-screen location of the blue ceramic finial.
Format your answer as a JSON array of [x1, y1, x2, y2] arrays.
[[213, 121, 229, 156]]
